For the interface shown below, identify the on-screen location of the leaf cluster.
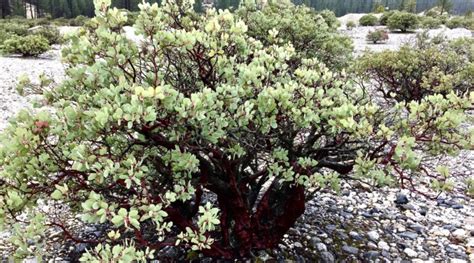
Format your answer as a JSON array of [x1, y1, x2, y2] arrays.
[[366, 29, 389, 44], [1, 34, 50, 56], [359, 14, 379, 26], [387, 11, 419, 32]]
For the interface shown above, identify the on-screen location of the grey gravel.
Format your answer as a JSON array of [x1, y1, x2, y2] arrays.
[[342, 245, 359, 254]]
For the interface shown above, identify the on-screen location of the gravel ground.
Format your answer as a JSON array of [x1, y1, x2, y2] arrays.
[[343, 26, 473, 55], [0, 25, 473, 262], [337, 14, 473, 55], [0, 48, 65, 131]]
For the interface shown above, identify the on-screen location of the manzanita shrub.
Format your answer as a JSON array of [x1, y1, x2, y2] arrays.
[[0, 0, 473, 261], [1, 34, 50, 56], [238, 0, 353, 70], [366, 29, 389, 44], [356, 33, 474, 102], [387, 11, 419, 32], [29, 26, 63, 45], [359, 14, 378, 26]]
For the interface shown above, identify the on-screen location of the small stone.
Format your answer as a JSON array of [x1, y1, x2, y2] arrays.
[[444, 224, 458, 231], [447, 244, 461, 252], [325, 224, 336, 232], [437, 199, 464, 209], [364, 251, 380, 259], [316, 242, 327, 252], [160, 246, 179, 258], [467, 237, 474, 247], [381, 251, 390, 258], [362, 212, 375, 218], [320, 252, 335, 263], [294, 242, 303, 248], [256, 251, 271, 261], [399, 231, 418, 240], [345, 206, 354, 213], [434, 228, 450, 237], [419, 208, 427, 216], [337, 231, 349, 240], [395, 193, 409, 205], [342, 245, 359, 254], [409, 223, 425, 233], [396, 224, 407, 232], [310, 237, 321, 245], [378, 241, 390, 251], [367, 230, 380, 241], [401, 204, 416, 210], [349, 231, 362, 240], [367, 241, 378, 249], [289, 228, 300, 236], [404, 248, 418, 257], [452, 229, 467, 241], [319, 232, 328, 239]]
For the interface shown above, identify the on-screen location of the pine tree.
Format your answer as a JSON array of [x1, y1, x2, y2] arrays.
[[0, 0, 11, 18], [437, 0, 452, 15], [406, 0, 417, 13], [69, 0, 79, 17], [63, 0, 71, 18], [399, 0, 407, 11]]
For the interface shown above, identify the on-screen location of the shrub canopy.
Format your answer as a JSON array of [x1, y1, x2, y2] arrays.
[[238, 1, 352, 70], [379, 10, 395, 25], [356, 34, 474, 102], [420, 16, 442, 29], [387, 11, 419, 32], [366, 29, 389, 44], [29, 25, 62, 45], [1, 34, 50, 56], [359, 14, 378, 26], [0, 0, 472, 261]]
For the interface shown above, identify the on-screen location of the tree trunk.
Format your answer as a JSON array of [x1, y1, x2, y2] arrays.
[[206, 179, 306, 259]]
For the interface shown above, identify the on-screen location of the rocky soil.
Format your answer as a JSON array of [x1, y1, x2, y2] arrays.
[[0, 48, 65, 131], [338, 13, 473, 55], [0, 25, 473, 262]]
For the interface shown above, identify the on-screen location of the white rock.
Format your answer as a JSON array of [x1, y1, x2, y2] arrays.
[[452, 229, 467, 241], [433, 228, 450, 237], [378, 241, 390, 251], [367, 241, 378, 249], [404, 248, 418, 257], [466, 237, 474, 247], [367, 230, 380, 241], [316, 242, 327, 252]]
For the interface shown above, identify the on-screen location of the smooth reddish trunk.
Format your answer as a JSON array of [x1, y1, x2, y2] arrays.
[[205, 184, 306, 259]]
